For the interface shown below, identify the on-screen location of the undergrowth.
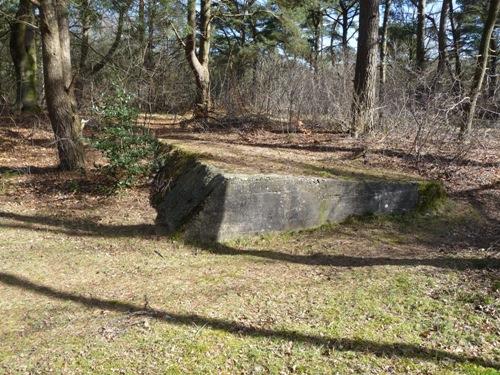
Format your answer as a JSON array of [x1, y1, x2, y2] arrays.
[[91, 87, 163, 189]]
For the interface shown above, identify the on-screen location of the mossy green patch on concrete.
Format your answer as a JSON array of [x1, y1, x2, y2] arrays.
[[417, 180, 447, 212]]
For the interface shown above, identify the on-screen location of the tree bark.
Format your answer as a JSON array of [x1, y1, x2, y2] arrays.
[[488, 32, 498, 98], [39, 0, 85, 170], [138, 0, 146, 47], [379, 0, 391, 94], [436, 0, 449, 77], [309, 5, 322, 73], [185, 0, 212, 118], [341, 3, 348, 58], [351, 0, 379, 138], [416, 0, 426, 71], [338, 1, 357, 63], [448, 0, 462, 91], [10, 0, 38, 112], [462, 0, 500, 134], [75, 0, 90, 104], [144, 0, 156, 69]]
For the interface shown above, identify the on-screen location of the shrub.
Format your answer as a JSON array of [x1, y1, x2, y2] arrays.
[[91, 87, 161, 188]]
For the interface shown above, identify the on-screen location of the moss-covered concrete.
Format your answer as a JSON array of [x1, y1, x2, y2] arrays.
[[151, 145, 423, 242]]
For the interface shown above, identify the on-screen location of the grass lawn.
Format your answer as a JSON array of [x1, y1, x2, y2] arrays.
[[0, 117, 498, 374], [0, 191, 498, 374]]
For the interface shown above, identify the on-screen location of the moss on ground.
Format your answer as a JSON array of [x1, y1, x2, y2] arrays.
[[165, 140, 422, 182]]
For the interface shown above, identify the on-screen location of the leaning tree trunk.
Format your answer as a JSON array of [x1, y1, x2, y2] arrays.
[[462, 0, 500, 134], [185, 0, 211, 119], [75, 0, 130, 108], [416, 0, 426, 71], [351, 0, 379, 138], [10, 0, 38, 112], [39, 0, 85, 170]]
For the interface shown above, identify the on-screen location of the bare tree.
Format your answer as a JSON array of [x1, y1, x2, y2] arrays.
[[462, 0, 500, 134], [351, 0, 379, 137], [185, 0, 212, 118], [10, 0, 38, 112], [39, 0, 85, 170], [75, 0, 132, 105], [436, 0, 449, 77]]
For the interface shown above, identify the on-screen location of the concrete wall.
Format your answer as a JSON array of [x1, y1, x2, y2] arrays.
[[152, 157, 419, 243]]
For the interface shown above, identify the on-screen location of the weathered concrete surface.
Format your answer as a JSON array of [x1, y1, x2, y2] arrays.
[[152, 153, 420, 242]]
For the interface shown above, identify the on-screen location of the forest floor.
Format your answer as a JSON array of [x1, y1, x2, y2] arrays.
[[0, 114, 499, 374]]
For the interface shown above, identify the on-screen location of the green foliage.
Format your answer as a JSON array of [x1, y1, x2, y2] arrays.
[[92, 87, 161, 188], [417, 180, 447, 212]]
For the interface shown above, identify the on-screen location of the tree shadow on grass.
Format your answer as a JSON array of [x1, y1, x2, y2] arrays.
[[0, 166, 59, 175], [216, 140, 500, 169], [0, 211, 498, 271], [193, 242, 500, 271], [0, 165, 122, 198], [159, 132, 499, 169], [453, 182, 500, 227], [0, 211, 157, 237], [0, 271, 497, 370]]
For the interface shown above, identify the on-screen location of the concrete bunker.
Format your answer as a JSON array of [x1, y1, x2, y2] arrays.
[[150, 146, 422, 243]]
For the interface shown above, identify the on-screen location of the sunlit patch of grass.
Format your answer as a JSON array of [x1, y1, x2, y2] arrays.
[[0, 170, 21, 195], [0, 194, 498, 374]]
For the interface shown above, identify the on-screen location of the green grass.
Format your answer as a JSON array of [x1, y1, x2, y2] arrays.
[[0, 197, 499, 374]]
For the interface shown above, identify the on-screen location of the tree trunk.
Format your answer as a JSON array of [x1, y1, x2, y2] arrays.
[[448, 0, 462, 91], [10, 0, 38, 112], [488, 33, 498, 98], [340, 1, 349, 62], [416, 0, 426, 71], [39, 0, 85, 170], [76, 0, 130, 107], [75, 0, 90, 105], [138, 0, 145, 47], [379, 0, 391, 94], [89, 2, 130, 76], [351, 0, 379, 138], [462, 0, 500, 134], [436, 0, 449, 77], [309, 6, 322, 73], [329, 13, 339, 65], [185, 0, 211, 118], [144, 0, 155, 69]]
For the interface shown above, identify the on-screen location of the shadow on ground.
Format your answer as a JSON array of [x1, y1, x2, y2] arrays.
[[0, 271, 497, 370], [0, 166, 59, 175], [159, 131, 499, 169], [0, 210, 498, 271], [0, 165, 122, 198]]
